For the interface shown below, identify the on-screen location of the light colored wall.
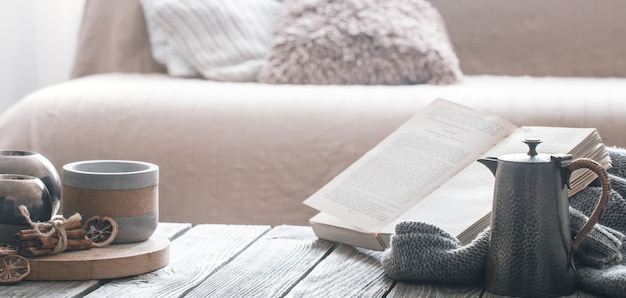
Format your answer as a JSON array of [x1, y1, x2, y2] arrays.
[[0, 0, 84, 113]]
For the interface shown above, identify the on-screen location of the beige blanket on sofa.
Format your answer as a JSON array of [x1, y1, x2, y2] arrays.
[[1, 73, 625, 225]]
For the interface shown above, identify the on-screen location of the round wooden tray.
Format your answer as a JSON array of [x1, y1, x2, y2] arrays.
[[25, 233, 169, 280]]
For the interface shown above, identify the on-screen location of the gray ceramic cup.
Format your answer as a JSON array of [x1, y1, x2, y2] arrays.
[[62, 160, 159, 244]]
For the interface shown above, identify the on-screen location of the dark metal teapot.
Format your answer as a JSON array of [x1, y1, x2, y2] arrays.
[[478, 139, 610, 297]]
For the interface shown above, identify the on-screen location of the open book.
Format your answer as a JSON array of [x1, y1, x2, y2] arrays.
[[303, 98, 611, 251]]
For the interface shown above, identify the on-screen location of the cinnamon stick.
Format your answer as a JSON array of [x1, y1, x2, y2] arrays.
[[68, 229, 87, 239], [37, 237, 93, 250], [17, 220, 82, 239], [34, 228, 87, 248], [19, 240, 37, 248], [19, 246, 52, 258], [17, 229, 44, 241], [65, 238, 93, 251], [16, 226, 93, 257], [36, 237, 55, 249]]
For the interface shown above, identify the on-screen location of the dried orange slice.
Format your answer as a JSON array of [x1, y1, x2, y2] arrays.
[[0, 243, 18, 256], [0, 254, 30, 284], [83, 216, 118, 248]]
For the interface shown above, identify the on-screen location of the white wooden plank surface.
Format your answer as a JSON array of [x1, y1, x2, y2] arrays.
[[286, 244, 392, 297], [0, 280, 104, 298], [389, 281, 484, 297], [2, 224, 610, 297], [185, 225, 335, 297], [153, 222, 192, 240], [83, 224, 270, 298]]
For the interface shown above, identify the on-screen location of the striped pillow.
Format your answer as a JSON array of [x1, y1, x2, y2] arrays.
[[141, 0, 199, 78], [150, 0, 281, 82]]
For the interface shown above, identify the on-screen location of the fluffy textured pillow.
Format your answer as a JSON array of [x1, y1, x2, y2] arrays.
[[258, 0, 463, 85], [140, 0, 199, 78], [150, 0, 281, 82]]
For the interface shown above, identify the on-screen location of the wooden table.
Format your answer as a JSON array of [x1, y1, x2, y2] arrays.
[[0, 223, 601, 297]]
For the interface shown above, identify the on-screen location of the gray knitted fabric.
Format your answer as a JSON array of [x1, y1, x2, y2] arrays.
[[382, 221, 490, 285], [570, 207, 624, 268], [382, 147, 626, 298]]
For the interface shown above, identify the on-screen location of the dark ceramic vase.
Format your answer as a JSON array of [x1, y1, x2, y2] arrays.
[[0, 150, 61, 218]]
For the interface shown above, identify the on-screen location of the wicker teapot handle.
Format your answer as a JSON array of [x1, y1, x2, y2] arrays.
[[569, 158, 611, 250]]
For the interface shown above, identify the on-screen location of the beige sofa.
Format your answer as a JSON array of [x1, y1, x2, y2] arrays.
[[0, 0, 625, 226]]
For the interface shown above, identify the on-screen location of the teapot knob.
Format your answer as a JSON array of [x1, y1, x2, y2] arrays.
[[524, 138, 542, 156]]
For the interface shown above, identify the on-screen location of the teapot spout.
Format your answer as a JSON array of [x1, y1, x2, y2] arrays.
[[477, 157, 499, 176]]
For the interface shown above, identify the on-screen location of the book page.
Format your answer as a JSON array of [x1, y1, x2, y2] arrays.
[[303, 98, 516, 231], [382, 162, 495, 238]]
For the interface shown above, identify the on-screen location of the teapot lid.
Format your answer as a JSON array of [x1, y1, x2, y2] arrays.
[[498, 139, 553, 163]]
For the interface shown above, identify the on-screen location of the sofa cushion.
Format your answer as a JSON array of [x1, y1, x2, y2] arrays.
[[257, 0, 463, 85], [149, 0, 282, 82], [140, 0, 200, 78]]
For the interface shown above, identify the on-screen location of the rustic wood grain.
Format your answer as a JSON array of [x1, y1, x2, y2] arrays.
[[185, 225, 335, 297], [83, 224, 270, 298], [0, 280, 103, 298], [2, 224, 614, 297], [153, 222, 192, 240], [0, 222, 190, 298], [287, 244, 392, 297], [389, 281, 484, 297]]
